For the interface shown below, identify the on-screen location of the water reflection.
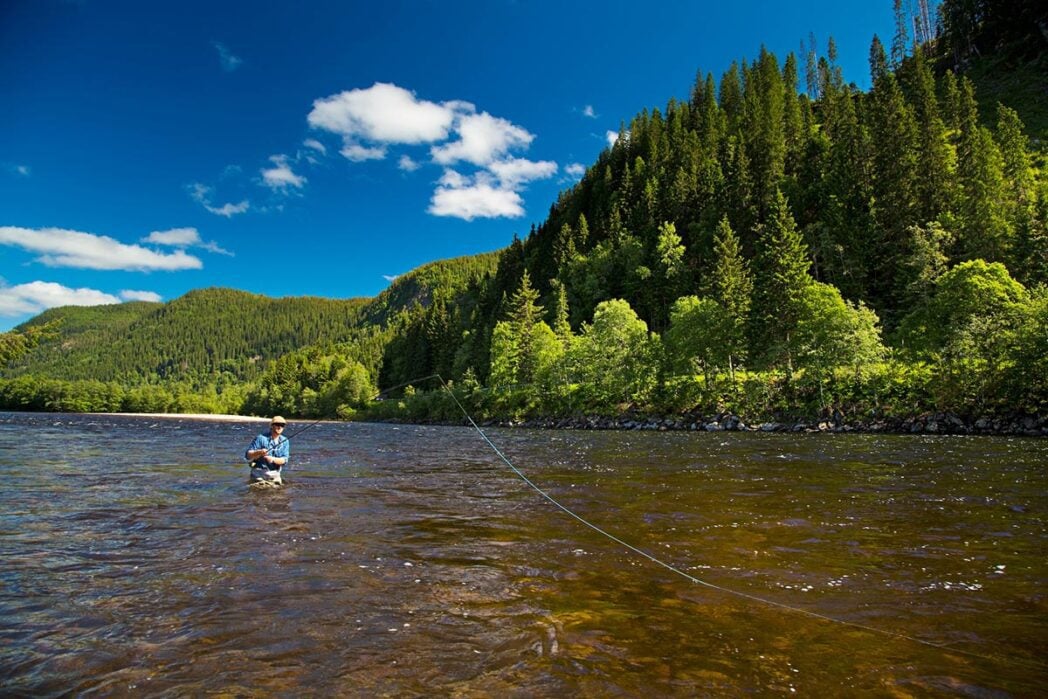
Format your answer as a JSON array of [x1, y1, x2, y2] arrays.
[[0, 413, 1045, 695]]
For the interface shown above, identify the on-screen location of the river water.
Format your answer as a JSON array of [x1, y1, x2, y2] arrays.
[[0, 412, 1045, 696]]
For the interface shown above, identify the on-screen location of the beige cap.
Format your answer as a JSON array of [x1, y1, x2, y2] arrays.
[[271, 416, 287, 425]]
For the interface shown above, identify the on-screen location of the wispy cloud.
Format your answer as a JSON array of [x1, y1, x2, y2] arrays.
[[0, 281, 161, 318], [4, 163, 30, 177], [212, 41, 243, 72], [207, 201, 250, 217], [303, 139, 327, 155], [260, 154, 307, 191], [119, 289, 163, 302], [0, 226, 202, 271], [340, 143, 386, 162], [188, 182, 250, 218], [606, 130, 620, 147], [564, 162, 586, 180], [142, 227, 233, 256], [398, 155, 420, 172], [582, 105, 597, 118], [382, 274, 400, 282]]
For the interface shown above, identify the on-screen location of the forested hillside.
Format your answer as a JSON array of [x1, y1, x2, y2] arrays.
[[7, 289, 371, 383], [0, 255, 499, 415], [2, 0, 1046, 429], [363, 0, 1048, 426]]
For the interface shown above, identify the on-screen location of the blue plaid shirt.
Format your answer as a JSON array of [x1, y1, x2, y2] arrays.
[[246, 433, 290, 470]]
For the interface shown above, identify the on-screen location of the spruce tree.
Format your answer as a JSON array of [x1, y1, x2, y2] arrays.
[[782, 53, 804, 172], [907, 46, 954, 224], [575, 213, 590, 251], [940, 70, 961, 132], [996, 104, 1046, 285], [548, 278, 572, 342], [505, 270, 544, 383], [712, 216, 753, 385], [957, 80, 1012, 262], [866, 35, 920, 316], [751, 190, 813, 378], [743, 48, 787, 219], [890, 0, 910, 69], [719, 61, 743, 130], [553, 223, 576, 273], [722, 136, 758, 249]]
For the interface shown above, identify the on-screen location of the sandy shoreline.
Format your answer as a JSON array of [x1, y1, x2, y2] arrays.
[[90, 412, 269, 423]]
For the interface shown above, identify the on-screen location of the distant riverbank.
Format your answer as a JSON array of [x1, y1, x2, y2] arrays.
[[378, 411, 1048, 438], [72, 409, 1046, 437], [88, 412, 267, 423]]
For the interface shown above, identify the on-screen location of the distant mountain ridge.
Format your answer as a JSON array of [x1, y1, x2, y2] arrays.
[[5, 252, 499, 385]]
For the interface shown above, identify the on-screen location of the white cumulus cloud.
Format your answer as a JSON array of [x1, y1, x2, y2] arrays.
[[0, 282, 163, 317], [565, 162, 586, 178], [0, 281, 120, 316], [606, 130, 620, 147], [0, 226, 202, 271], [428, 178, 524, 221], [488, 157, 557, 188], [308, 82, 457, 146], [306, 81, 554, 221], [431, 112, 533, 167]]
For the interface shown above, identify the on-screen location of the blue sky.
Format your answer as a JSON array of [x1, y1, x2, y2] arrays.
[[1, 0, 911, 331]]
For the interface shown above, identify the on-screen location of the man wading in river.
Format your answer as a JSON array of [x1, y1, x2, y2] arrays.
[[245, 416, 290, 486]]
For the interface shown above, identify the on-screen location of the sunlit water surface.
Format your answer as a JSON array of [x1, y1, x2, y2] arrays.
[[0, 412, 1045, 696]]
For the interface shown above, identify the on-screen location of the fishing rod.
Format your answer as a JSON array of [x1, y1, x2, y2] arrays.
[[283, 418, 324, 441], [370, 374, 442, 401]]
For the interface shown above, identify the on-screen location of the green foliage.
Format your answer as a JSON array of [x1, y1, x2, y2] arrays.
[[900, 222, 954, 308], [0, 320, 60, 367], [1002, 286, 1048, 411], [899, 259, 1028, 356], [794, 283, 886, 408], [664, 296, 729, 387], [243, 344, 376, 418], [565, 299, 659, 409]]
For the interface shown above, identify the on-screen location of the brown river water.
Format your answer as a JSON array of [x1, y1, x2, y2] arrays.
[[1, 412, 1045, 696]]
